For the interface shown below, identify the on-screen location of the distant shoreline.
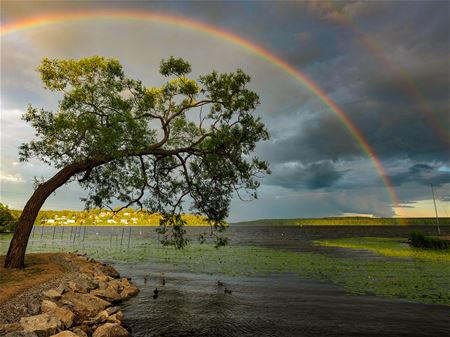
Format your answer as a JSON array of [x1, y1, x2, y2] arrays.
[[232, 217, 450, 226]]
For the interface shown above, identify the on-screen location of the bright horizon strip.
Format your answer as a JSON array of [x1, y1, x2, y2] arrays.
[[325, 2, 450, 146], [0, 9, 402, 215]]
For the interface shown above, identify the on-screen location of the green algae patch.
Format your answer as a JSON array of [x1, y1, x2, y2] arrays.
[[1, 234, 449, 305], [316, 236, 450, 261]]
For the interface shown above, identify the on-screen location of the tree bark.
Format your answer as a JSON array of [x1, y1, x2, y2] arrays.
[[4, 159, 105, 268]]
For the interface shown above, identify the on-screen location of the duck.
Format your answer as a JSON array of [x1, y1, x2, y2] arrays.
[[224, 287, 232, 294], [217, 281, 224, 287], [154, 287, 159, 296]]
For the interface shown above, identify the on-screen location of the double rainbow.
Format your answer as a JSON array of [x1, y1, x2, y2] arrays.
[[0, 10, 401, 212]]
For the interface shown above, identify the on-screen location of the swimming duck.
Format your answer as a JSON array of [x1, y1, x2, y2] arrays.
[[217, 281, 224, 287]]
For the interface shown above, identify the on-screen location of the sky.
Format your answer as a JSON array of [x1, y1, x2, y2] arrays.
[[1, 0, 449, 222]]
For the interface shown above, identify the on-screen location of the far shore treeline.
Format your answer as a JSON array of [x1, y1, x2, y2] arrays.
[[233, 217, 450, 226], [1, 203, 449, 231], [5, 207, 212, 227]]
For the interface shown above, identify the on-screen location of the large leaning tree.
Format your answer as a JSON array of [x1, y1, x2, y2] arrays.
[[5, 56, 269, 268]]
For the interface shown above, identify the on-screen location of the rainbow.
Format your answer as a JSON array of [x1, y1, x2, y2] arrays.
[[0, 10, 402, 212], [322, 2, 450, 145]]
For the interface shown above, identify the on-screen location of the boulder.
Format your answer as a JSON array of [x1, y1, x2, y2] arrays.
[[60, 292, 111, 324], [82, 309, 108, 325], [92, 323, 129, 337], [105, 306, 121, 316], [119, 278, 131, 288], [120, 286, 139, 300], [106, 311, 123, 324], [69, 327, 88, 337], [90, 286, 122, 303], [41, 300, 58, 313], [20, 314, 62, 337], [68, 281, 86, 294], [93, 275, 112, 284], [49, 332, 78, 337], [40, 300, 75, 328], [42, 289, 61, 300]]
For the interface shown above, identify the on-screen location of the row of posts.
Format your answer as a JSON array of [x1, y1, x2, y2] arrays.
[[30, 226, 133, 248]]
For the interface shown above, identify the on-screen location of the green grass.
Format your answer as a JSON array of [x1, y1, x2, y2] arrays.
[[316, 237, 450, 261], [1, 234, 449, 306]]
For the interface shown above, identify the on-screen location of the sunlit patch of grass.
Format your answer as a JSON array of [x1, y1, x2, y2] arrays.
[[316, 237, 450, 261], [1, 234, 449, 305]]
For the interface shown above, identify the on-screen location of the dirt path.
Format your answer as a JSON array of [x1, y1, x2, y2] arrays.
[[0, 253, 69, 305]]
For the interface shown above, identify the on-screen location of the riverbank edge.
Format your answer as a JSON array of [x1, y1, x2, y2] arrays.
[[0, 253, 139, 337]]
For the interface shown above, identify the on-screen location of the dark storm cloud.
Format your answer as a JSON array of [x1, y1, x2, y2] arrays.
[[390, 164, 450, 187], [265, 161, 346, 190]]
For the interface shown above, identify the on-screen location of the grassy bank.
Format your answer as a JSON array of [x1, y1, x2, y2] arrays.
[[233, 217, 450, 226]]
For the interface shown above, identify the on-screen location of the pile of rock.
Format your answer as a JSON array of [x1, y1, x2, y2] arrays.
[[0, 254, 139, 337]]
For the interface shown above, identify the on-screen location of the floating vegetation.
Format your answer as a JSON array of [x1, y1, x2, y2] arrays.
[[1, 232, 448, 305]]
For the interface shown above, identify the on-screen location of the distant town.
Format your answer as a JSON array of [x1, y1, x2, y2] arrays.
[[18, 208, 211, 226]]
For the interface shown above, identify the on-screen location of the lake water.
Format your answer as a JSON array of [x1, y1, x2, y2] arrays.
[[1, 225, 449, 336]]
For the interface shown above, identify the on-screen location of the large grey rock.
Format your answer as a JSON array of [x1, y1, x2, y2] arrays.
[[20, 314, 62, 337], [68, 276, 97, 294], [49, 332, 78, 337], [92, 323, 129, 337], [69, 327, 88, 337], [90, 286, 122, 303], [120, 286, 139, 300], [40, 300, 58, 313], [60, 292, 111, 324], [106, 311, 123, 324], [82, 309, 108, 325], [42, 289, 61, 300], [40, 300, 75, 328]]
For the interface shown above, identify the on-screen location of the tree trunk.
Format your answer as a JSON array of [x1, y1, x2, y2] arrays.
[[4, 160, 104, 268]]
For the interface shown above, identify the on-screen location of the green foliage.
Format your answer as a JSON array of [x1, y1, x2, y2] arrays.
[[19, 56, 270, 246], [409, 231, 448, 249], [0, 204, 17, 233]]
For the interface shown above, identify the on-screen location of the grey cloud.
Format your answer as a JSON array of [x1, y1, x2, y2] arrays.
[[390, 164, 450, 187], [265, 160, 346, 190]]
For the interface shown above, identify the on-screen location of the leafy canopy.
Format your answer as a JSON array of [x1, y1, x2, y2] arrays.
[[20, 56, 270, 247]]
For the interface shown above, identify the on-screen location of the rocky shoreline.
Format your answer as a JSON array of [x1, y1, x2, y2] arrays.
[[0, 253, 139, 337]]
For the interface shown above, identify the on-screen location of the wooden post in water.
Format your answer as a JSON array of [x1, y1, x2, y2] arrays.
[[69, 226, 73, 241], [40, 225, 44, 239], [127, 227, 132, 249], [52, 226, 56, 241], [72, 226, 77, 245], [431, 183, 441, 235], [82, 226, 87, 242], [61, 226, 65, 240], [120, 227, 125, 246]]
